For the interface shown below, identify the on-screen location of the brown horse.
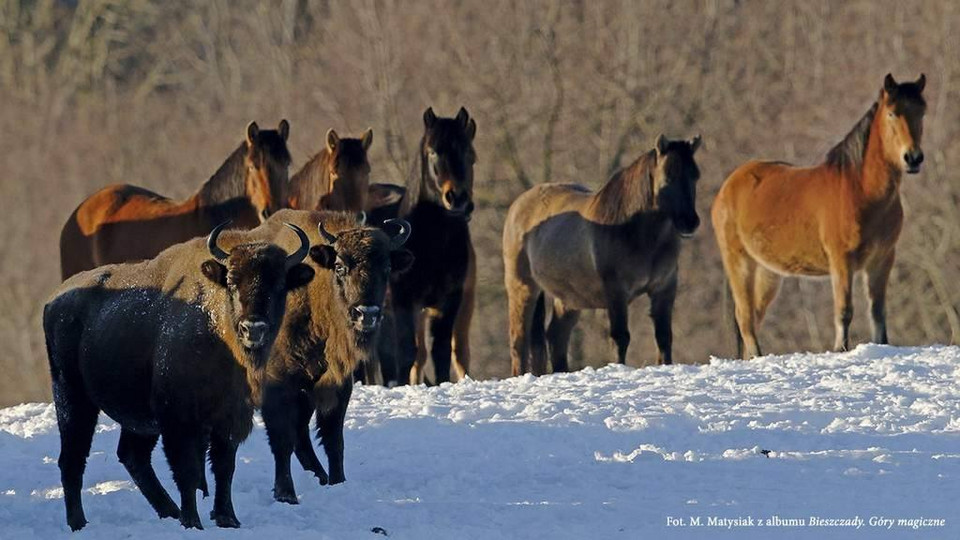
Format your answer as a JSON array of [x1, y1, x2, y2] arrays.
[[503, 134, 702, 375], [712, 74, 926, 359], [287, 128, 373, 212], [60, 120, 292, 280]]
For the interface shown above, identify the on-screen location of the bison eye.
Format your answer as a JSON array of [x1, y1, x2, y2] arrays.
[[335, 262, 347, 277]]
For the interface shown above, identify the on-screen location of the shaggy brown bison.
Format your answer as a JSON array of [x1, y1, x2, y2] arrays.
[[44, 222, 314, 530], [59, 120, 292, 280], [236, 210, 412, 503], [503, 134, 702, 374]]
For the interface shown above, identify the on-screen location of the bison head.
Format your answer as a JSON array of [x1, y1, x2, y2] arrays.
[[201, 222, 315, 363], [310, 218, 414, 344]]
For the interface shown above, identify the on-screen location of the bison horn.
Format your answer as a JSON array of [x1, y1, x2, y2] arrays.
[[207, 221, 231, 261], [283, 223, 310, 270], [317, 221, 338, 245], [384, 218, 411, 248]]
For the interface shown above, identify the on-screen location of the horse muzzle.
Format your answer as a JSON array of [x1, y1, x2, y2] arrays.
[[904, 149, 924, 174]]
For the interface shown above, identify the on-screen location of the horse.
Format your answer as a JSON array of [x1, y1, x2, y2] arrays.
[[59, 120, 292, 280], [287, 128, 373, 212], [711, 73, 926, 359], [389, 107, 477, 385], [503, 134, 702, 375]]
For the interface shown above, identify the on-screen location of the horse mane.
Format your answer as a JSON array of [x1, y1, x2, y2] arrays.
[[399, 135, 429, 216], [289, 149, 333, 209], [196, 143, 248, 206], [825, 102, 878, 173], [589, 150, 656, 224]]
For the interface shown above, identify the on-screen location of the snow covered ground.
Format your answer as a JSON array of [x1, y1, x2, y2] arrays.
[[1, 344, 958, 539]]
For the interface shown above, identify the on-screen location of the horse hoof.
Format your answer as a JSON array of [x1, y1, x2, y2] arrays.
[[67, 516, 88, 532], [157, 505, 180, 520], [273, 490, 299, 505], [180, 515, 204, 530], [329, 474, 346, 485], [316, 471, 330, 486]]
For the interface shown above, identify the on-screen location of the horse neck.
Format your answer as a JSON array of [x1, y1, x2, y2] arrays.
[[400, 142, 432, 216], [290, 150, 332, 209], [857, 113, 902, 203], [196, 144, 250, 208], [588, 154, 658, 225]]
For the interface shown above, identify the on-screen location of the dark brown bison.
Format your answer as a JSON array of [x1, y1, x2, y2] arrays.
[[59, 120, 292, 280], [43, 222, 314, 530], [233, 210, 412, 503]]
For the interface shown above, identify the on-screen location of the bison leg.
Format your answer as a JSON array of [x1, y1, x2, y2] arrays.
[[53, 385, 98, 532], [262, 384, 300, 504], [208, 432, 240, 528], [316, 379, 353, 485], [546, 300, 579, 373], [162, 429, 204, 529], [293, 390, 328, 485], [117, 430, 179, 520], [649, 281, 677, 366]]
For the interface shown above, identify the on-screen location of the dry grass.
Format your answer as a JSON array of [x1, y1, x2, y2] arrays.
[[1, 0, 957, 406]]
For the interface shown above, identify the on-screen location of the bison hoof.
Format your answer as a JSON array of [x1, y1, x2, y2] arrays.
[[67, 515, 88, 532], [273, 489, 299, 505], [213, 513, 241, 529], [180, 514, 204, 530]]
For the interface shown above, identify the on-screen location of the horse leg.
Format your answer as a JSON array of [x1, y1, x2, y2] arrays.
[[261, 383, 300, 504], [529, 293, 548, 375], [392, 304, 417, 386], [722, 249, 761, 359], [603, 285, 631, 365], [828, 253, 855, 352], [316, 379, 353, 485], [293, 390, 328, 485], [546, 300, 580, 372], [451, 253, 475, 382], [506, 279, 540, 377], [753, 266, 783, 326], [864, 253, 894, 344], [430, 291, 462, 384], [117, 430, 180, 520], [409, 309, 429, 385], [649, 280, 677, 366], [208, 430, 240, 528], [161, 427, 204, 529]]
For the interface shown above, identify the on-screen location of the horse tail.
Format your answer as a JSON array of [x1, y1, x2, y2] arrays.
[[530, 292, 547, 369]]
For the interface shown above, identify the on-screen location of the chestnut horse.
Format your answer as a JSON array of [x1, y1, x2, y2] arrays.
[[287, 128, 374, 212], [504, 135, 702, 375], [60, 120, 292, 279], [712, 74, 926, 358]]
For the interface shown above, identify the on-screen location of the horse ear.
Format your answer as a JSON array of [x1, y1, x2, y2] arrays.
[[465, 118, 477, 141], [655, 133, 669, 156], [883, 73, 898, 94], [278, 119, 290, 141], [246, 122, 260, 146], [326, 129, 340, 153], [423, 107, 437, 129], [361, 128, 373, 151], [456, 107, 470, 128], [689, 134, 702, 153], [916, 73, 926, 92]]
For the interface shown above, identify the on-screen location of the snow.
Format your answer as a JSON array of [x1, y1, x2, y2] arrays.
[[1, 344, 959, 539]]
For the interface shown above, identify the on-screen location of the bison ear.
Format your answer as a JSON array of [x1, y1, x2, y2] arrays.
[[326, 129, 340, 154], [390, 249, 415, 275], [201, 260, 228, 287], [423, 107, 437, 129], [278, 119, 290, 141], [285, 263, 315, 290], [916, 73, 926, 92], [246, 121, 260, 146], [465, 118, 477, 141], [309, 245, 337, 269], [361, 128, 373, 151]]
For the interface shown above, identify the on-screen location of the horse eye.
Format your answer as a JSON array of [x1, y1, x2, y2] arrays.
[[887, 111, 895, 119]]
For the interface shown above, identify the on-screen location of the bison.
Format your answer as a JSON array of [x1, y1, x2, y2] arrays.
[[237, 209, 412, 503], [44, 222, 314, 530]]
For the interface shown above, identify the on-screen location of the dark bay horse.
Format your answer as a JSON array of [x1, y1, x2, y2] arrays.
[[287, 128, 373, 212], [60, 120, 292, 279], [390, 107, 477, 385], [503, 135, 702, 375], [712, 74, 926, 358]]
